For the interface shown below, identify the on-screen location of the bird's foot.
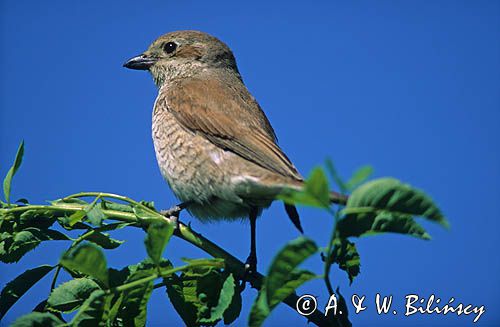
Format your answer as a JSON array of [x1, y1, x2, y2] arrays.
[[160, 201, 192, 216], [159, 201, 192, 229], [239, 253, 257, 290], [244, 252, 257, 275], [160, 206, 182, 218], [159, 208, 180, 230]]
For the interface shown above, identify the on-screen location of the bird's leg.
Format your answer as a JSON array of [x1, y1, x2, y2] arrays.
[[240, 207, 258, 289], [245, 207, 258, 275]]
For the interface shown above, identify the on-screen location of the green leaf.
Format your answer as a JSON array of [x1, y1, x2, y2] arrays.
[[0, 232, 40, 263], [59, 197, 107, 228], [0, 213, 15, 233], [86, 231, 124, 249], [268, 270, 317, 308], [51, 198, 88, 206], [249, 286, 269, 327], [0, 265, 54, 319], [278, 167, 330, 209], [139, 200, 156, 211], [99, 200, 133, 213], [19, 209, 57, 229], [86, 205, 105, 227], [164, 265, 231, 326], [3, 140, 24, 205], [32, 299, 52, 313], [337, 211, 432, 240], [108, 268, 133, 289], [39, 229, 71, 241], [331, 239, 360, 284], [108, 259, 171, 326], [345, 165, 373, 191], [119, 270, 154, 327], [47, 278, 100, 313], [60, 243, 109, 287], [181, 257, 225, 270], [107, 258, 172, 291], [305, 167, 330, 207], [248, 270, 318, 327], [266, 236, 318, 303], [67, 210, 86, 227], [250, 237, 318, 327], [0, 228, 70, 263], [98, 222, 134, 232], [15, 198, 29, 204], [57, 217, 88, 231], [325, 158, 347, 193], [67, 198, 107, 227], [165, 273, 199, 326], [107, 293, 124, 324], [70, 289, 110, 327], [144, 221, 174, 265], [130, 258, 173, 277], [249, 270, 317, 326], [133, 205, 157, 220], [199, 273, 237, 324], [222, 275, 242, 325], [11, 312, 64, 327], [343, 177, 449, 228], [0, 231, 12, 243]]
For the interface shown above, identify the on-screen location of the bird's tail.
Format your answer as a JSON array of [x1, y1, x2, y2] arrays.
[[284, 203, 303, 233]]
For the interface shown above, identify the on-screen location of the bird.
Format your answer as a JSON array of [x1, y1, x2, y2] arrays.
[[123, 30, 346, 275]]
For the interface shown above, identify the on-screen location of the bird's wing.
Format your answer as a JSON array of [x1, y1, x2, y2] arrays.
[[164, 77, 303, 181]]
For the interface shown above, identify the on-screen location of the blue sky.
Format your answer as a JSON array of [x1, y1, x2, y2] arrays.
[[1, 1, 499, 326]]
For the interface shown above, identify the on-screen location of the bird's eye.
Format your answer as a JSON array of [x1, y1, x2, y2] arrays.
[[163, 42, 177, 54]]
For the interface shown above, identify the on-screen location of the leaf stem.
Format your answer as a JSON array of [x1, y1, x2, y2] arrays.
[[50, 265, 62, 291], [323, 206, 341, 297], [110, 261, 223, 294]]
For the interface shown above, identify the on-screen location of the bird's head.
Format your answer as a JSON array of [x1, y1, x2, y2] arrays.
[[123, 30, 240, 87]]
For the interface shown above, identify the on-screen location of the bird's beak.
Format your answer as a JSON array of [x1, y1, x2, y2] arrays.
[[123, 54, 158, 70]]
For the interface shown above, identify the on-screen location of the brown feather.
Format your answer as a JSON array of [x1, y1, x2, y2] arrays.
[[165, 75, 303, 181]]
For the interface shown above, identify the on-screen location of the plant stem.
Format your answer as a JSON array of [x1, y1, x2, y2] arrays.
[[64, 192, 157, 215], [1, 197, 340, 327], [111, 261, 223, 294]]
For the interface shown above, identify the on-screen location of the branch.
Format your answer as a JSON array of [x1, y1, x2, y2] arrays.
[[172, 217, 337, 327], [1, 197, 339, 326]]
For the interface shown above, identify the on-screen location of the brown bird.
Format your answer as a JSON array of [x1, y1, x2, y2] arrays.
[[123, 30, 345, 274]]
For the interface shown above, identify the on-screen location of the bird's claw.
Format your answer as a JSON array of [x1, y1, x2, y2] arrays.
[[239, 253, 257, 290], [160, 206, 182, 218], [245, 257, 257, 275], [160, 201, 192, 217], [159, 201, 193, 230]]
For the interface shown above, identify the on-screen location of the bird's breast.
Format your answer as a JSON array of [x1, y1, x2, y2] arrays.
[[152, 99, 215, 201], [151, 93, 279, 220]]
